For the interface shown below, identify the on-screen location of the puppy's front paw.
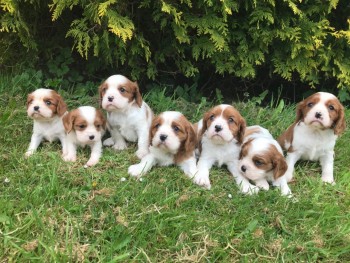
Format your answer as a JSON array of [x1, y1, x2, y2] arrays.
[[63, 154, 76, 162], [113, 140, 128, 151], [280, 186, 292, 197], [128, 164, 145, 177], [25, 151, 34, 158], [255, 180, 269, 191], [240, 183, 259, 195], [321, 176, 335, 185], [84, 159, 99, 168], [103, 138, 114, 147], [193, 174, 211, 190], [136, 148, 148, 159]]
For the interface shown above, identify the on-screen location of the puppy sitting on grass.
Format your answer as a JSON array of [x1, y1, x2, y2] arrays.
[[63, 106, 106, 168]]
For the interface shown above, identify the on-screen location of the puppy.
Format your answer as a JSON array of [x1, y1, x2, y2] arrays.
[[239, 126, 291, 196], [278, 92, 346, 184], [26, 88, 67, 157], [99, 75, 153, 159], [128, 111, 197, 178], [63, 106, 106, 167], [194, 104, 258, 194]]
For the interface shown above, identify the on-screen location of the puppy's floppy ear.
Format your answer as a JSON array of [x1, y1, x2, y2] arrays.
[[296, 100, 305, 122], [133, 81, 143, 108], [26, 93, 34, 109], [63, 110, 77, 133], [53, 92, 67, 117], [98, 81, 108, 108], [184, 122, 197, 154], [149, 115, 161, 146], [333, 103, 346, 135], [236, 116, 246, 145], [96, 109, 107, 130], [239, 139, 253, 160], [272, 153, 288, 180], [200, 110, 211, 137]]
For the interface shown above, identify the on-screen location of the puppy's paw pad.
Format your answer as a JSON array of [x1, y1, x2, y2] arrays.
[[193, 176, 211, 190]]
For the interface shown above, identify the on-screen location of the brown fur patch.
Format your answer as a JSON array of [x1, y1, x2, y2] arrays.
[[326, 98, 346, 135], [63, 109, 81, 133], [252, 145, 287, 179], [26, 94, 34, 109], [173, 115, 197, 164], [94, 109, 106, 131], [239, 138, 254, 160], [98, 81, 108, 107], [48, 90, 67, 117], [277, 122, 297, 152]]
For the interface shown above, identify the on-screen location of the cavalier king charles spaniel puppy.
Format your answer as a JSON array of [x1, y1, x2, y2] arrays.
[[128, 111, 197, 178], [278, 92, 346, 184], [99, 75, 153, 159], [26, 88, 67, 157], [194, 104, 258, 194], [239, 126, 291, 196], [63, 106, 106, 168]]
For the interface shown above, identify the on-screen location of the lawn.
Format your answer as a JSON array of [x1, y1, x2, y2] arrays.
[[0, 81, 349, 262]]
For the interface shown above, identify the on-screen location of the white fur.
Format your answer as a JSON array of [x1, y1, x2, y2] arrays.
[[282, 92, 340, 184], [128, 111, 197, 178], [64, 106, 104, 168], [26, 88, 67, 157], [239, 126, 291, 196], [101, 75, 152, 159], [194, 105, 258, 194]]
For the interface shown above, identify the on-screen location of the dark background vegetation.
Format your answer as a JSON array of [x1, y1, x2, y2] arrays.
[[1, 0, 350, 103]]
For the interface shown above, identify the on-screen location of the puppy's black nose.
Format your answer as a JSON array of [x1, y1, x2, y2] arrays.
[[108, 96, 114, 102], [89, 135, 95, 140], [215, 125, 222, 132], [241, 165, 247, 173], [160, 134, 168, 142], [34, 106, 39, 111], [315, 112, 322, 119]]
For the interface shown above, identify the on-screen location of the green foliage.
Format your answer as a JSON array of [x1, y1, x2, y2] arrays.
[[1, 0, 350, 92]]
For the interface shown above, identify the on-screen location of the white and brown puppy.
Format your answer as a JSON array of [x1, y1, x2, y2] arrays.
[[278, 92, 346, 184], [128, 111, 197, 178], [63, 106, 106, 168], [239, 126, 291, 196], [26, 88, 67, 157], [194, 104, 258, 194], [99, 75, 153, 159]]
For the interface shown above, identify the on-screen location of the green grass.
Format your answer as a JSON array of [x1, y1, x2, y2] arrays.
[[0, 85, 349, 262]]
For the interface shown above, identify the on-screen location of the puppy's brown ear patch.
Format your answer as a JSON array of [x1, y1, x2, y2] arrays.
[[149, 115, 162, 146], [26, 93, 34, 109], [63, 109, 79, 133], [271, 146, 288, 179], [51, 91, 67, 117], [95, 109, 107, 130], [98, 81, 108, 108], [133, 81, 143, 108], [332, 102, 346, 135]]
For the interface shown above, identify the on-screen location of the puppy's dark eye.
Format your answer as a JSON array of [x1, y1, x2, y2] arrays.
[[228, 117, 234, 123], [155, 123, 160, 129], [120, 87, 126, 93], [307, 102, 314, 108], [96, 125, 101, 129], [328, 105, 335, 111], [209, 114, 215, 121], [254, 160, 263, 166], [173, 126, 180, 132], [79, 125, 86, 129], [45, 100, 52, 106]]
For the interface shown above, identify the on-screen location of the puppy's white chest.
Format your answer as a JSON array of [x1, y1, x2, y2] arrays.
[[293, 124, 336, 161], [34, 119, 64, 142]]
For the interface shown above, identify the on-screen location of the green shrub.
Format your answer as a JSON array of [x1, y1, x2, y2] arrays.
[[1, 0, 350, 91]]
